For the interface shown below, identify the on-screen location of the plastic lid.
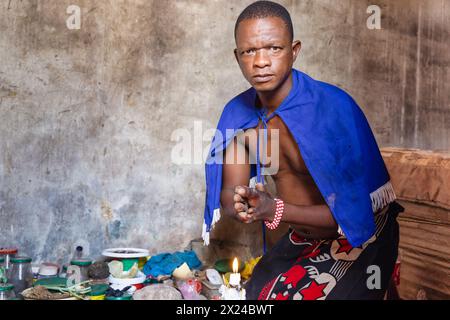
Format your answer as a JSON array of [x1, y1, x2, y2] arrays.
[[0, 283, 14, 292], [10, 256, 32, 263], [70, 259, 93, 267], [0, 248, 18, 255]]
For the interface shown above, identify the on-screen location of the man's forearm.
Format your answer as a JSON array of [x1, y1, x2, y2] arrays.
[[224, 184, 338, 230], [279, 202, 338, 230], [220, 188, 238, 218]]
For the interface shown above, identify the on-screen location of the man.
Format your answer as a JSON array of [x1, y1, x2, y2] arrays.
[[203, 1, 403, 300]]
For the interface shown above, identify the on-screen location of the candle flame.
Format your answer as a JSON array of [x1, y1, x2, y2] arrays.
[[232, 257, 239, 273]]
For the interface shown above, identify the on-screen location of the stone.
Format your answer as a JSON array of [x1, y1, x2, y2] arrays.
[[88, 261, 110, 280], [132, 284, 182, 300], [205, 269, 222, 286]]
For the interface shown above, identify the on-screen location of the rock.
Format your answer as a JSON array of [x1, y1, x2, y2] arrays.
[[88, 261, 110, 280], [162, 279, 174, 287], [206, 269, 223, 286], [132, 284, 182, 300]]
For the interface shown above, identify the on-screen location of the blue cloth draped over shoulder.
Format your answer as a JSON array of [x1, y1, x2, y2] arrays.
[[202, 69, 396, 248]]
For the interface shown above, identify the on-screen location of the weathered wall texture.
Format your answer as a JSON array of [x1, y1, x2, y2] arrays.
[[0, 0, 449, 263]]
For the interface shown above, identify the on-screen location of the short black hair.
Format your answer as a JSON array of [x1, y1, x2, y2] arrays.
[[234, 1, 294, 42]]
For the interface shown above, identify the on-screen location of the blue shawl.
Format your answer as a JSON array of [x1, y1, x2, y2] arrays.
[[203, 69, 396, 247]]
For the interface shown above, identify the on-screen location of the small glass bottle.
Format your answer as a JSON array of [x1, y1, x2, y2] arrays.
[[0, 248, 18, 272], [31, 264, 40, 284], [0, 257, 6, 283], [0, 283, 16, 300], [8, 256, 33, 295]]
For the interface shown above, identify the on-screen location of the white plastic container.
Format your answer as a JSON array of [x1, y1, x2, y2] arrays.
[[38, 265, 58, 279], [108, 270, 146, 293]]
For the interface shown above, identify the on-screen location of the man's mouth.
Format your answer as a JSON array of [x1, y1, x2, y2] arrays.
[[253, 74, 274, 83]]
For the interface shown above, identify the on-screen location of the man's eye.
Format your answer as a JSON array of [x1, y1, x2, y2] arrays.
[[270, 46, 281, 52], [244, 49, 255, 55]]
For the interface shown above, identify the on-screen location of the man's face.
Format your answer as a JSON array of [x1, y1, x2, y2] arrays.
[[234, 17, 300, 93]]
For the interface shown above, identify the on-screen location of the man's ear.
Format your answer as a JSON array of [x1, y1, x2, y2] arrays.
[[292, 40, 302, 62]]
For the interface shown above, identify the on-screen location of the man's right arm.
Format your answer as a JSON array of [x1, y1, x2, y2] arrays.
[[220, 134, 251, 222]]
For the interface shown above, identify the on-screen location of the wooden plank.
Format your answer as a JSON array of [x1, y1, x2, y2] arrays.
[[395, 200, 450, 299]]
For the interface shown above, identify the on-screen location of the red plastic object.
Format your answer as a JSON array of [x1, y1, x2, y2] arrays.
[[186, 278, 202, 294], [0, 248, 18, 255], [133, 283, 145, 291]]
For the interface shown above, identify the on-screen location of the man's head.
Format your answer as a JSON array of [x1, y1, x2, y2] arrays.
[[234, 1, 301, 93]]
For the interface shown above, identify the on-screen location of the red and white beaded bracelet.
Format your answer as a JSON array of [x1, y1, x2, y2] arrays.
[[265, 198, 284, 230]]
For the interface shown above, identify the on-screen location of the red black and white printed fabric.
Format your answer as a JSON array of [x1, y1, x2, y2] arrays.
[[245, 202, 404, 300]]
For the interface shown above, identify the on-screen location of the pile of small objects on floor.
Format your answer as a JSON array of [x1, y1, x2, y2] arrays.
[[0, 244, 261, 300]]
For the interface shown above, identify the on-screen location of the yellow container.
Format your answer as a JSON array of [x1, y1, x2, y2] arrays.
[[89, 294, 105, 300]]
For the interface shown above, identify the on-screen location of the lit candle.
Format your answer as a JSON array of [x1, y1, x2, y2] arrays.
[[229, 258, 241, 287], [219, 257, 246, 300]]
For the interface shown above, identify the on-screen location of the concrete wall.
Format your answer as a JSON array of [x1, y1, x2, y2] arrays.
[[0, 0, 449, 263]]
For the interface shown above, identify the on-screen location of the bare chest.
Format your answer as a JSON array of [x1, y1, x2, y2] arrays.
[[243, 116, 308, 175]]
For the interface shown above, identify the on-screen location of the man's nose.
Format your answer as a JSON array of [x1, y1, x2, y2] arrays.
[[253, 49, 271, 68]]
